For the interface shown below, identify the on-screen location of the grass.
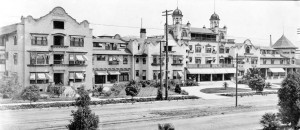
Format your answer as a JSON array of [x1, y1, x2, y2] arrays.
[[109, 87, 178, 98], [0, 97, 76, 104], [200, 87, 252, 94]]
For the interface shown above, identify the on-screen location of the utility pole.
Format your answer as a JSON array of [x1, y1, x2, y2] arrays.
[[157, 40, 163, 100], [235, 53, 238, 107], [162, 9, 172, 100]]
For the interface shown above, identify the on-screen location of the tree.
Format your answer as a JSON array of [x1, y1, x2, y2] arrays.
[[0, 75, 22, 98], [175, 84, 181, 94], [242, 68, 264, 84], [260, 113, 280, 130], [278, 72, 300, 129], [248, 75, 265, 92], [125, 86, 139, 100], [67, 87, 99, 130], [48, 84, 65, 98], [21, 85, 40, 104]]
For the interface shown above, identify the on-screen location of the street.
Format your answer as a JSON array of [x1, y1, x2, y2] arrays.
[[0, 94, 278, 130]]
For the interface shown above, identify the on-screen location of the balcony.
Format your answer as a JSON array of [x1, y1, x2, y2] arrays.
[[109, 61, 119, 65], [151, 62, 164, 66], [171, 63, 183, 66], [51, 45, 69, 48], [187, 64, 234, 68], [53, 60, 63, 64]]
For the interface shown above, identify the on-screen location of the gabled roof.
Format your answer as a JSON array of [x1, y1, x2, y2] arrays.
[[272, 35, 298, 49]]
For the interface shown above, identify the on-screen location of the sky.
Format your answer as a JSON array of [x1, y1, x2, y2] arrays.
[[0, 0, 299, 47]]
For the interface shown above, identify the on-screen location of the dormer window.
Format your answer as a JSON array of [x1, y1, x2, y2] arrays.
[[245, 46, 250, 53], [53, 21, 64, 29]]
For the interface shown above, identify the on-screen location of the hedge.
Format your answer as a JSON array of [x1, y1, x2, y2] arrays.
[[220, 91, 277, 97], [0, 96, 199, 110]]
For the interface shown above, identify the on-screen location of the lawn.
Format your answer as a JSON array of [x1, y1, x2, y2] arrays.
[[200, 87, 252, 94], [109, 87, 178, 98]]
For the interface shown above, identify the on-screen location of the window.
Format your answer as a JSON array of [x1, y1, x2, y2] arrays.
[[153, 71, 157, 80], [173, 56, 183, 64], [189, 57, 192, 62], [219, 45, 224, 53], [143, 58, 146, 64], [136, 57, 139, 63], [30, 73, 49, 84], [123, 56, 128, 64], [142, 70, 146, 80], [271, 59, 274, 64], [53, 54, 64, 64], [280, 59, 284, 64], [95, 75, 105, 84], [195, 57, 201, 64], [53, 36, 64, 46], [153, 57, 157, 64], [69, 72, 85, 83], [287, 59, 290, 64], [13, 53, 17, 65], [0, 37, 4, 46], [108, 56, 119, 65], [182, 30, 188, 37], [263, 59, 267, 64], [245, 46, 250, 53], [189, 45, 192, 51], [69, 54, 87, 65], [205, 45, 212, 53], [195, 45, 201, 53], [119, 73, 129, 82], [70, 37, 84, 47], [225, 47, 230, 53], [30, 53, 49, 65], [93, 42, 103, 47], [220, 33, 224, 39], [164, 46, 172, 51], [14, 36, 17, 45], [138, 44, 140, 50], [96, 55, 106, 61], [53, 21, 64, 29], [251, 58, 257, 64], [31, 36, 47, 45], [136, 70, 139, 76], [106, 43, 117, 50], [0, 54, 5, 64], [206, 57, 212, 64]]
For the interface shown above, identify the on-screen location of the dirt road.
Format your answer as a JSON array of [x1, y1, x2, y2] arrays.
[[0, 94, 278, 130]]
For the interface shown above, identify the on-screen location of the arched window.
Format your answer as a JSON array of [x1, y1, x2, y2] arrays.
[[153, 57, 157, 64], [182, 30, 187, 37], [220, 33, 224, 39], [245, 46, 250, 53]]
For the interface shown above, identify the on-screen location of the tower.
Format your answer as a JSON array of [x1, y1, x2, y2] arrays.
[[172, 7, 183, 25], [210, 12, 220, 28]]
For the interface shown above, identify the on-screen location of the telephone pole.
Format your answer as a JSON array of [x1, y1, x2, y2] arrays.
[[236, 53, 238, 107], [162, 9, 172, 100]]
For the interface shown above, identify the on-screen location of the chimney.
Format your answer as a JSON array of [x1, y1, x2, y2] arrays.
[[270, 35, 272, 47], [140, 28, 146, 39]]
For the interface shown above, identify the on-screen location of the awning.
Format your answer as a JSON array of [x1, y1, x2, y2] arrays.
[[69, 73, 74, 79], [37, 73, 46, 80], [120, 70, 129, 73], [30, 73, 36, 80], [226, 68, 236, 73], [268, 68, 285, 73], [108, 71, 121, 75], [76, 55, 84, 61], [187, 69, 215, 74], [142, 71, 146, 76], [82, 55, 88, 61], [108, 57, 113, 61], [75, 73, 84, 79], [95, 71, 108, 75], [45, 73, 52, 79], [177, 71, 184, 77]]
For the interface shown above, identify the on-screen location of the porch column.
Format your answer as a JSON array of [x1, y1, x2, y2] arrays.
[[210, 74, 213, 81], [117, 74, 119, 83], [265, 68, 267, 79], [222, 74, 224, 81], [105, 75, 108, 83], [285, 68, 287, 76], [198, 74, 201, 82]]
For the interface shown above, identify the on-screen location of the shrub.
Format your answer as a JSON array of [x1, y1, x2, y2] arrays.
[[48, 84, 65, 98], [175, 84, 181, 94], [0, 75, 22, 98], [67, 87, 99, 130], [223, 82, 228, 90], [21, 85, 40, 104], [181, 90, 189, 95], [158, 123, 175, 130], [125, 86, 140, 100], [185, 80, 199, 86], [260, 113, 279, 130], [278, 72, 300, 128], [249, 75, 265, 92]]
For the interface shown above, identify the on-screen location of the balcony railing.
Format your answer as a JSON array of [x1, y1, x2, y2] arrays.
[[109, 61, 119, 65], [151, 62, 164, 66], [187, 64, 234, 68], [54, 60, 63, 64], [51, 45, 69, 48]]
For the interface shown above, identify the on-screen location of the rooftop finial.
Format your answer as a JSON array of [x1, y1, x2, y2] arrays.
[[214, 0, 215, 13], [177, 0, 179, 9], [141, 18, 143, 28]]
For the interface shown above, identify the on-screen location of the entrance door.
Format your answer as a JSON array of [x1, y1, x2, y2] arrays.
[[54, 73, 64, 85]]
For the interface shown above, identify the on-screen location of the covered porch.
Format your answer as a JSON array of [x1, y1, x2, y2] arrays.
[[186, 68, 235, 82]]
